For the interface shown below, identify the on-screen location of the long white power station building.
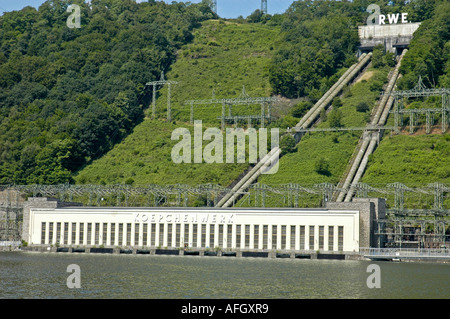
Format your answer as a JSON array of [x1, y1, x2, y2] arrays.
[[22, 197, 385, 253]]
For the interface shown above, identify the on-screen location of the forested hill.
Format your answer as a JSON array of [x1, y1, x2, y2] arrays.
[[0, 0, 448, 186], [0, 0, 215, 184]]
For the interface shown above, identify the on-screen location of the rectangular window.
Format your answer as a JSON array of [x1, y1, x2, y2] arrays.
[[41, 222, 46, 244], [338, 226, 344, 251], [192, 224, 198, 247], [227, 224, 232, 248], [176, 224, 181, 248], [328, 226, 334, 251], [87, 223, 92, 245], [118, 223, 123, 246], [95, 223, 100, 245], [103, 223, 108, 246], [135, 223, 140, 246], [49, 222, 54, 244], [56, 222, 61, 245], [281, 225, 286, 249], [159, 224, 164, 247], [78, 223, 83, 245], [64, 222, 69, 245], [319, 226, 324, 250], [236, 225, 241, 248], [201, 224, 206, 248], [299, 226, 305, 250], [290, 226, 296, 250], [209, 224, 215, 249], [263, 225, 268, 249], [71, 223, 76, 245], [126, 223, 132, 246], [167, 224, 173, 247], [218, 225, 224, 248], [143, 224, 148, 246], [151, 223, 156, 246], [272, 225, 277, 249], [254, 225, 259, 249], [309, 226, 315, 251], [184, 224, 189, 247], [245, 225, 250, 248], [111, 223, 115, 246]]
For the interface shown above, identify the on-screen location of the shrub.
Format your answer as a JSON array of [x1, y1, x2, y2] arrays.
[[332, 97, 342, 108], [315, 158, 330, 176], [370, 81, 384, 92], [328, 109, 343, 128], [372, 44, 385, 68], [356, 101, 370, 113], [280, 135, 297, 155], [291, 101, 312, 118]]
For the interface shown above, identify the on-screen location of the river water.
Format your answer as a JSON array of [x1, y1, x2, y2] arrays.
[[0, 251, 448, 299]]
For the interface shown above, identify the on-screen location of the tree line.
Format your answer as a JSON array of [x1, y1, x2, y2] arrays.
[[0, 0, 215, 184]]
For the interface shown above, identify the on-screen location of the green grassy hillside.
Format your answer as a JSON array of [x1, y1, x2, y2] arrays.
[[152, 20, 280, 124], [74, 20, 280, 186], [361, 133, 450, 186], [75, 119, 249, 186]]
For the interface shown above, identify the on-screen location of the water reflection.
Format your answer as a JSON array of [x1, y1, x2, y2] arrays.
[[0, 252, 448, 299]]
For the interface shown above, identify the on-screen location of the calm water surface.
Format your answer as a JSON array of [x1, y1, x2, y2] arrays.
[[0, 251, 448, 299]]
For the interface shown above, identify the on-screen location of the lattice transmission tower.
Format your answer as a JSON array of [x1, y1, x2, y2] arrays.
[[261, 0, 268, 15], [146, 71, 179, 122], [211, 0, 217, 14]]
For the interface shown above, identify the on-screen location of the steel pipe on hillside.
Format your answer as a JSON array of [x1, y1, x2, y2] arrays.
[[378, 69, 404, 125], [335, 135, 372, 202], [220, 148, 282, 208], [343, 57, 406, 202], [371, 78, 397, 125], [379, 94, 396, 125], [371, 50, 406, 125], [299, 53, 372, 130], [344, 133, 379, 202], [336, 50, 407, 202], [215, 147, 280, 207], [336, 62, 398, 202], [295, 53, 368, 129]]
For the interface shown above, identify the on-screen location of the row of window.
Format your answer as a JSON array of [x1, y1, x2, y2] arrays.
[[40, 222, 344, 251]]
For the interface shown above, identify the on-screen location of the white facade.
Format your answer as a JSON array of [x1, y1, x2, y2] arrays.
[[358, 23, 421, 39], [28, 207, 360, 252]]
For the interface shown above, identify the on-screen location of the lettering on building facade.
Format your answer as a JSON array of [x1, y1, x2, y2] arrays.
[[134, 213, 234, 224]]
